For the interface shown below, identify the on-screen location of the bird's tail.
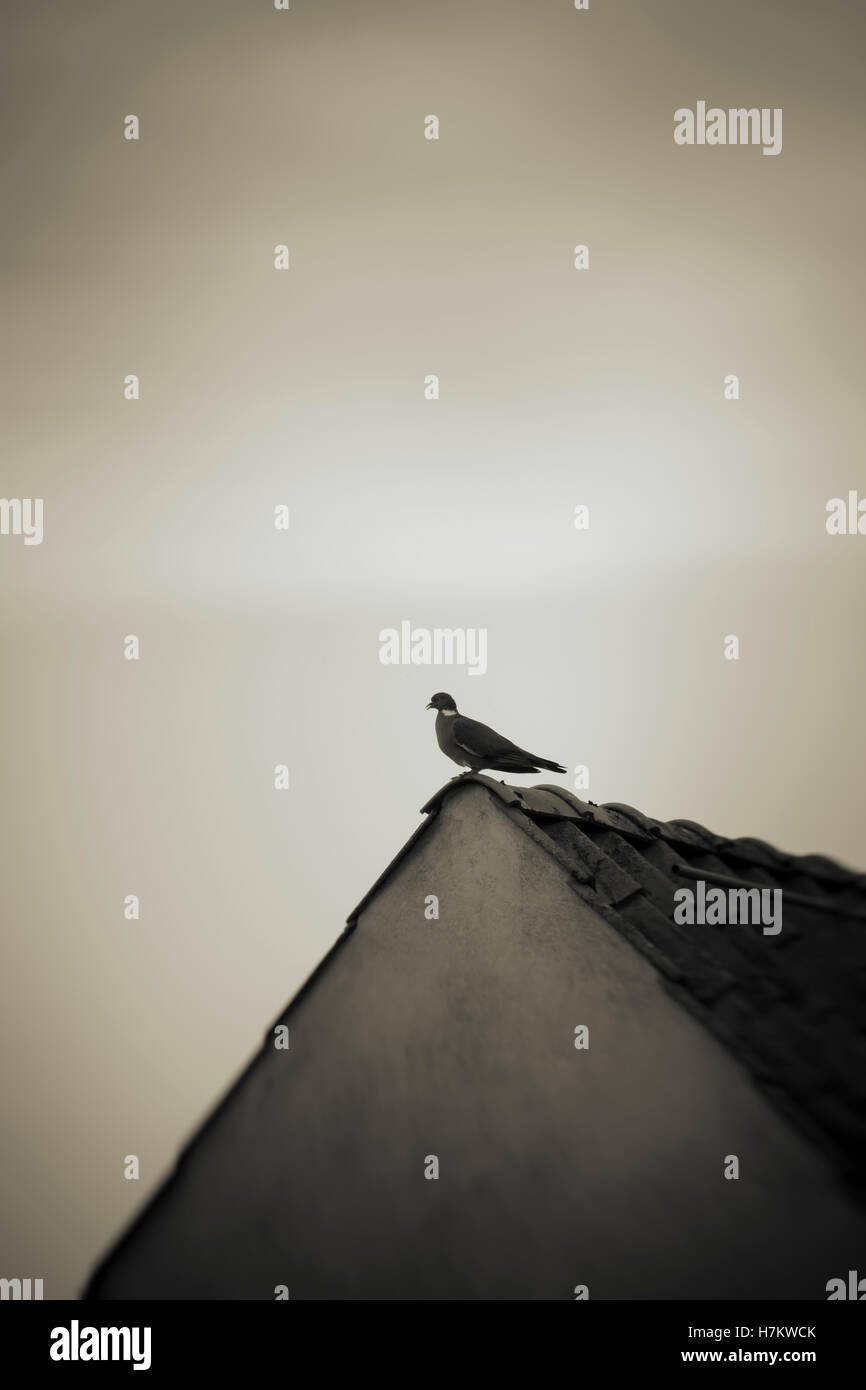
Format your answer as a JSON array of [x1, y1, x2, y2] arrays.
[[535, 757, 567, 774], [491, 751, 568, 775]]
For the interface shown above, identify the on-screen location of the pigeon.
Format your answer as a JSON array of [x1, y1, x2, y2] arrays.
[[426, 692, 567, 776]]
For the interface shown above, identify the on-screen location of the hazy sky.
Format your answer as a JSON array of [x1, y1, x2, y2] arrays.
[[2, 0, 865, 1297]]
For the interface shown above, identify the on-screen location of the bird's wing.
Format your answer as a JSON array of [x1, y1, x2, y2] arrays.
[[451, 716, 528, 760]]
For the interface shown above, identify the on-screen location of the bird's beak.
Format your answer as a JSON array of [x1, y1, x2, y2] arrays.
[[425, 701, 434, 710]]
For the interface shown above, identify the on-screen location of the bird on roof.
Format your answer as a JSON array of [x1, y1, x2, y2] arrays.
[[426, 692, 567, 776]]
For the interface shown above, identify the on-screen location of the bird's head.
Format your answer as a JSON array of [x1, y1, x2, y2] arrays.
[[426, 692, 457, 712]]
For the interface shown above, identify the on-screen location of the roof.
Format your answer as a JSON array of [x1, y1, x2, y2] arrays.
[[83, 773, 866, 1298], [353, 774, 866, 1200]]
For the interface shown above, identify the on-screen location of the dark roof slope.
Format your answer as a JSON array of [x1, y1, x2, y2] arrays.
[[415, 776, 866, 1200]]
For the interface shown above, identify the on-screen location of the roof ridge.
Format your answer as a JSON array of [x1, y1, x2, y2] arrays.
[[422, 777, 865, 886]]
